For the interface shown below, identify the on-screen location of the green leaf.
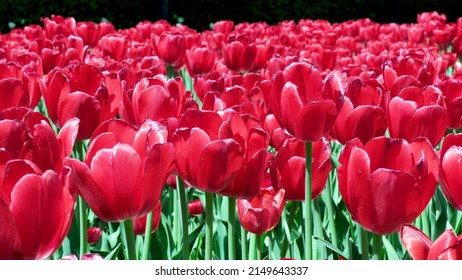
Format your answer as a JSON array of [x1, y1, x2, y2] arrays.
[[314, 237, 348, 259], [382, 236, 400, 260], [104, 243, 122, 260]]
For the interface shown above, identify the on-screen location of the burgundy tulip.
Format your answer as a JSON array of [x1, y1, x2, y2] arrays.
[[237, 186, 285, 235], [338, 137, 438, 235], [400, 224, 462, 260], [66, 119, 175, 222]]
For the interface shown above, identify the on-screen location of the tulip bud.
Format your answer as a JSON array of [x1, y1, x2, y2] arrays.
[[188, 199, 204, 216], [87, 227, 102, 244]]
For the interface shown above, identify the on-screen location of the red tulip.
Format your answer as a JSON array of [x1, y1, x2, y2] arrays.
[[0, 163, 75, 259], [441, 78, 462, 129], [188, 199, 204, 216], [133, 201, 162, 235], [173, 109, 245, 193], [0, 78, 29, 111], [438, 133, 462, 210], [154, 32, 185, 66], [75, 21, 101, 47], [222, 34, 256, 73], [87, 227, 102, 244], [237, 186, 285, 235], [213, 20, 234, 34], [270, 62, 344, 143], [338, 137, 438, 235], [387, 85, 446, 147], [62, 253, 104, 260], [99, 34, 129, 60], [270, 138, 332, 201], [43, 63, 114, 140], [65, 119, 175, 222], [119, 75, 185, 126], [185, 46, 216, 76], [330, 78, 387, 144], [400, 224, 462, 260]]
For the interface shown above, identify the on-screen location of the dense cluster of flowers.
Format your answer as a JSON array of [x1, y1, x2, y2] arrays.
[[2, 11, 462, 260]]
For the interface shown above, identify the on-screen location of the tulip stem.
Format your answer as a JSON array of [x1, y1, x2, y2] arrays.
[[78, 196, 88, 257], [372, 233, 382, 260], [249, 233, 260, 260], [280, 201, 298, 258], [241, 227, 248, 260], [304, 141, 313, 260], [166, 65, 178, 79], [123, 219, 137, 260], [325, 172, 339, 248], [176, 177, 190, 259], [227, 197, 236, 260], [205, 192, 214, 260], [421, 208, 430, 238], [141, 211, 154, 260], [361, 227, 369, 260]]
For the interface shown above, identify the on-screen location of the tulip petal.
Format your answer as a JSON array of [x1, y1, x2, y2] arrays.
[[440, 146, 462, 210], [293, 100, 337, 142], [0, 199, 22, 260], [10, 170, 74, 259], [90, 144, 143, 221], [428, 229, 458, 260], [57, 118, 80, 158], [400, 224, 432, 260]]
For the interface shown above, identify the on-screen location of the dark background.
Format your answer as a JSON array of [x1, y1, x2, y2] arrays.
[[1, 0, 460, 33]]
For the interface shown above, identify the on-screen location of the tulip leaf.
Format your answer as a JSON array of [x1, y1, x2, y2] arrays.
[[104, 243, 122, 260], [314, 237, 348, 259], [382, 236, 400, 260], [189, 219, 205, 253]]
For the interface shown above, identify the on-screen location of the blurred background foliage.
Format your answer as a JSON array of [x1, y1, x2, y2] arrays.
[[1, 0, 460, 33]]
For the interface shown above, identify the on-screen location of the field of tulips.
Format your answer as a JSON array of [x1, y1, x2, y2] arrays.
[[2, 11, 462, 261]]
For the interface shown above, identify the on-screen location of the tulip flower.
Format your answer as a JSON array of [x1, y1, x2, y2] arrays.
[[269, 62, 344, 143], [330, 78, 387, 144], [400, 224, 462, 260], [338, 137, 438, 235], [66, 119, 175, 222], [387, 84, 446, 147], [62, 253, 104, 260], [173, 109, 245, 193], [438, 133, 462, 210], [188, 199, 204, 216], [237, 186, 285, 235], [185, 46, 216, 76], [0, 162, 75, 260], [222, 34, 256, 73], [119, 75, 185, 126], [133, 201, 162, 235], [271, 138, 332, 201], [43, 63, 114, 140], [87, 227, 102, 244], [441, 78, 462, 129], [154, 32, 185, 66]]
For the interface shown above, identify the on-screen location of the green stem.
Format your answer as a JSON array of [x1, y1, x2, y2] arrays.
[[205, 192, 214, 260], [372, 233, 383, 260], [141, 211, 154, 260], [176, 177, 190, 259], [280, 202, 298, 258], [249, 233, 258, 260], [173, 190, 179, 245], [166, 64, 178, 79], [361, 227, 369, 260], [313, 198, 325, 260], [78, 196, 88, 257], [421, 208, 430, 238], [228, 197, 236, 260], [257, 234, 262, 260], [123, 219, 137, 260], [325, 172, 339, 248], [241, 227, 248, 260], [304, 142, 313, 260]]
